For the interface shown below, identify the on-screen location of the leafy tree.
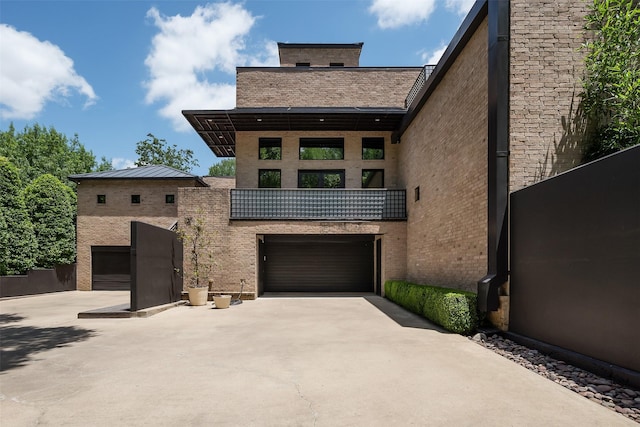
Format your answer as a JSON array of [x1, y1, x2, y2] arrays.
[[95, 156, 115, 172], [0, 157, 37, 274], [581, 0, 640, 161], [24, 174, 77, 267], [135, 133, 199, 172], [208, 158, 236, 176], [0, 123, 96, 189]]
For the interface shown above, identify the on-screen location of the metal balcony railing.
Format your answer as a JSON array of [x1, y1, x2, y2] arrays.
[[230, 189, 407, 221], [405, 65, 436, 109]]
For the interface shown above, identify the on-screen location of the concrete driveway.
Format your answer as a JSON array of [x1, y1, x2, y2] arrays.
[[0, 291, 634, 426]]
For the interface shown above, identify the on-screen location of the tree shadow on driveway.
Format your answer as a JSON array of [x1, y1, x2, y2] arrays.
[[0, 313, 96, 372]]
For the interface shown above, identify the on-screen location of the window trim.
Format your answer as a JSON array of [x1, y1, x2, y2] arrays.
[[297, 169, 345, 188], [362, 137, 385, 160], [415, 186, 420, 202], [362, 169, 385, 188], [259, 137, 282, 160], [299, 137, 344, 160], [258, 169, 282, 188]]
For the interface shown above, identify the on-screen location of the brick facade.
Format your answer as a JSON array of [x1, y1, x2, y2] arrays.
[[178, 185, 406, 298], [398, 18, 489, 292], [509, 0, 587, 192], [278, 45, 362, 67], [236, 68, 421, 108], [75, 179, 201, 290], [235, 130, 399, 189]]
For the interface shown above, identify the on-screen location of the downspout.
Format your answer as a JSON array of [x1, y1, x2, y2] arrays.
[[478, 0, 510, 312]]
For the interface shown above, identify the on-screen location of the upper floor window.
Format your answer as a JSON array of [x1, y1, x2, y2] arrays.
[[165, 194, 175, 204], [362, 137, 384, 160], [298, 170, 345, 188], [131, 195, 141, 204], [97, 194, 106, 204], [330, 62, 344, 67], [362, 170, 384, 188], [299, 138, 344, 160], [295, 62, 310, 67], [259, 169, 281, 188], [259, 138, 282, 160]]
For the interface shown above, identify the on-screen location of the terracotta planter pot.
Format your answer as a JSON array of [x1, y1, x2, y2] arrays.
[[187, 287, 208, 306], [213, 295, 231, 309]]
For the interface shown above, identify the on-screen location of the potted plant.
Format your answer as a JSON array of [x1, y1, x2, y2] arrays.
[[178, 212, 213, 306]]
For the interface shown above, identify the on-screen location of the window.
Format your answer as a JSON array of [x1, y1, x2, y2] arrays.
[[165, 194, 175, 204], [259, 138, 282, 160], [330, 62, 344, 67], [295, 62, 310, 67], [362, 137, 384, 160], [131, 195, 141, 204], [362, 170, 384, 188], [299, 138, 344, 160], [259, 169, 281, 188], [415, 186, 420, 202], [298, 170, 345, 188], [97, 194, 106, 204]]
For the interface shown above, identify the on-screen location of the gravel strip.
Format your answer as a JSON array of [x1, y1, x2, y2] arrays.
[[471, 334, 640, 423]]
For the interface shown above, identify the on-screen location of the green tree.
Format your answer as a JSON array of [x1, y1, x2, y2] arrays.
[[581, 0, 640, 161], [24, 174, 77, 267], [0, 123, 96, 189], [135, 133, 199, 172], [95, 156, 114, 172], [208, 159, 236, 176], [0, 157, 37, 274]]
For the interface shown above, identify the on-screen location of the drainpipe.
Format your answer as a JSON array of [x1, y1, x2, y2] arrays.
[[478, 0, 510, 312]]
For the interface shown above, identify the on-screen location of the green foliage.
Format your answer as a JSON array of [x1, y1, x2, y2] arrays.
[[384, 280, 478, 335], [0, 123, 96, 189], [135, 133, 199, 172], [208, 158, 236, 176], [23, 174, 77, 267], [582, 0, 640, 161], [0, 157, 37, 274], [95, 156, 115, 172]]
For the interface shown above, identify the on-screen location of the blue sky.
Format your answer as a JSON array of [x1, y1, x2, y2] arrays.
[[1, 0, 474, 175]]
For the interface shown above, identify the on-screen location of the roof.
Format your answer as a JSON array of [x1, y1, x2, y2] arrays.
[[277, 43, 364, 49], [183, 107, 406, 157], [69, 165, 208, 186]]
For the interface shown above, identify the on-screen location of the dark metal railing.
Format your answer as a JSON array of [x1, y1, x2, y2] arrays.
[[230, 189, 406, 221], [405, 65, 436, 109]]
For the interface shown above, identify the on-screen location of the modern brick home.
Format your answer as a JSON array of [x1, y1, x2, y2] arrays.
[[179, 0, 588, 303], [70, 165, 207, 291]]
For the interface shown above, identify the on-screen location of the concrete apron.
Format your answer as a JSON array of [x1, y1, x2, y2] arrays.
[[0, 291, 634, 426]]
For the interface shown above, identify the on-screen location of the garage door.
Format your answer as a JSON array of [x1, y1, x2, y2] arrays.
[[263, 235, 374, 292], [91, 246, 130, 290]]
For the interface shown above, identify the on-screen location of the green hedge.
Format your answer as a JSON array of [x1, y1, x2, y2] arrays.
[[385, 280, 478, 335]]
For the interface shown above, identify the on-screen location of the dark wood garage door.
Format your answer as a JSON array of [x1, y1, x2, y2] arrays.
[[263, 235, 374, 292], [91, 246, 130, 290]]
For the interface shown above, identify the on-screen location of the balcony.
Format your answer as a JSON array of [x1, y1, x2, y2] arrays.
[[230, 189, 406, 221]]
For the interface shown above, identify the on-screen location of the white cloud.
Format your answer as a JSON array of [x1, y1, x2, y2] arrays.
[[445, 0, 475, 16], [369, 0, 437, 29], [112, 158, 136, 169], [144, 2, 278, 131], [0, 24, 97, 120], [420, 42, 448, 65]]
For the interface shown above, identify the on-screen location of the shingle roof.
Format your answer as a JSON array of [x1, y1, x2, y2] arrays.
[[69, 165, 208, 186]]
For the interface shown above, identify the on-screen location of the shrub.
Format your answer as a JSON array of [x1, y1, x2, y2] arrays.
[[384, 280, 478, 335]]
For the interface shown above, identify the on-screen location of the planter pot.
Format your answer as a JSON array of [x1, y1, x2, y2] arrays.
[[213, 295, 232, 309], [187, 287, 208, 306]]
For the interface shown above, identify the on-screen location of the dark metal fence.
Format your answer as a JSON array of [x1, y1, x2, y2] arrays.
[[405, 65, 436, 108], [130, 222, 182, 311], [510, 145, 640, 375], [230, 189, 407, 221], [0, 264, 76, 297]]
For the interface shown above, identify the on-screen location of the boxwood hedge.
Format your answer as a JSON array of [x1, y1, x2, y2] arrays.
[[384, 280, 478, 335]]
